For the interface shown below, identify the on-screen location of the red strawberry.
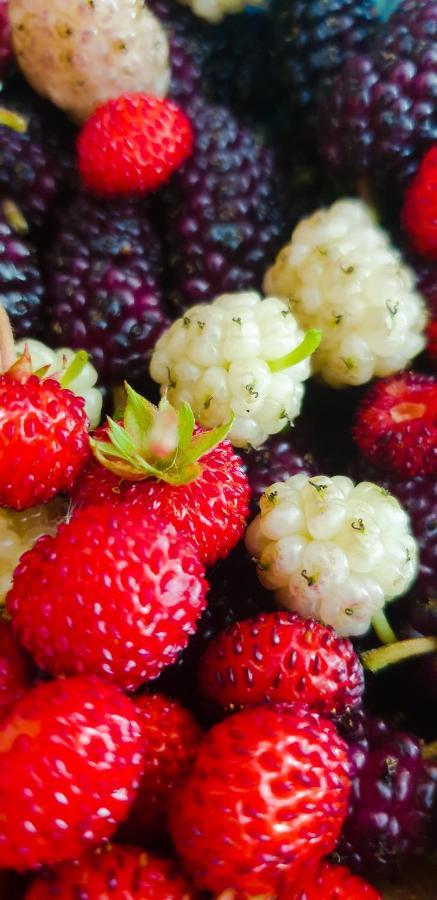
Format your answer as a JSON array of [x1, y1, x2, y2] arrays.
[[25, 844, 196, 899], [283, 860, 381, 900], [118, 693, 202, 844], [199, 611, 364, 717], [71, 388, 250, 567], [0, 675, 143, 869], [402, 145, 437, 260], [0, 619, 33, 717], [353, 372, 437, 477], [7, 504, 207, 690], [169, 704, 351, 896], [78, 93, 194, 196]]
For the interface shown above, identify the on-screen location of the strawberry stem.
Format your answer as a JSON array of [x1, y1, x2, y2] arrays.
[[60, 350, 89, 389], [371, 609, 397, 645], [267, 328, 322, 373], [0, 306, 16, 373], [362, 636, 437, 674]]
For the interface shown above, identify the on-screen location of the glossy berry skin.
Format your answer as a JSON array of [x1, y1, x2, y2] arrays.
[[46, 193, 169, 382], [25, 844, 195, 899], [403, 145, 437, 260], [72, 437, 250, 567], [353, 372, 437, 477], [0, 676, 143, 870], [148, 0, 208, 108], [119, 693, 202, 844], [0, 619, 33, 717], [0, 199, 45, 339], [285, 860, 381, 899], [0, 375, 90, 510], [170, 704, 351, 895], [7, 505, 208, 690], [243, 422, 319, 507], [78, 93, 194, 197], [199, 611, 364, 716]]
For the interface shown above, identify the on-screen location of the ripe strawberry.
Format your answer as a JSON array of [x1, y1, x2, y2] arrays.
[[25, 844, 195, 899], [284, 860, 381, 900], [0, 619, 33, 717], [353, 372, 437, 477], [199, 611, 364, 717], [169, 704, 351, 895], [0, 675, 143, 870], [78, 93, 193, 196], [402, 145, 437, 260], [7, 504, 207, 690], [118, 693, 202, 844], [71, 388, 250, 567]]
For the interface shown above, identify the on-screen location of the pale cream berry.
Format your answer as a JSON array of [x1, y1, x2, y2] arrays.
[[150, 292, 313, 449], [264, 199, 427, 387], [0, 499, 67, 605], [176, 0, 265, 22], [9, 0, 170, 123], [15, 339, 102, 428], [246, 474, 418, 637]]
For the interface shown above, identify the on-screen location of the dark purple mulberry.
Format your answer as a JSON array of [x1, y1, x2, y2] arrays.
[[0, 197, 45, 338], [147, 0, 210, 109], [156, 97, 288, 313], [243, 419, 320, 508], [319, 0, 437, 182], [46, 194, 169, 382]]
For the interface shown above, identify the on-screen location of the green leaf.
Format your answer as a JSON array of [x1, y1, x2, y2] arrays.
[[267, 329, 323, 373], [182, 415, 234, 466], [123, 384, 156, 449], [107, 417, 141, 460], [177, 403, 195, 453]]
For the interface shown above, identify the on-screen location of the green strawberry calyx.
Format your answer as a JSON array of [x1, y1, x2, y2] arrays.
[[92, 384, 234, 486]]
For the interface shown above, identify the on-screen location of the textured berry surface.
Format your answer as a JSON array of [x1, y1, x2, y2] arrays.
[[0, 1, 12, 75], [199, 611, 364, 715], [46, 193, 169, 382], [0, 199, 45, 338], [0, 619, 33, 717], [0, 374, 89, 510], [285, 859, 381, 899], [156, 97, 287, 313], [335, 709, 437, 872], [8, 505, 207, 689], [170, 704, 350, 895], [150, 291, 312, 448], [403, 145, 437, 259], [0, 676, 143, 869], [0, 498, 66, 604], [319, 0, 437, 181], [354, 372, 437, 477], [246, 474, 418, 636], [243, 420, 320, 505], [265, 199, 426, 387], [119, 693, 202, 844], [9, 0, 170, 123], [72, 433, 250, 567], [148, 0, 208, 108], [78, 93, 194, 196], [413, 257, 437, 367], [25, 844, 195, 899]]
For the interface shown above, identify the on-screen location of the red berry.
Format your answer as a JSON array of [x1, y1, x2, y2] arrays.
[[284, 860, 381, 900], [169, 704, 351, 895], [353, 372, 437, 477], [0, 374, 90, 510], [0, 675, 143, 869], [72, 432, 250, 567], [25, 844, 196, 899], [199, 611, 364, 717], [0, 619, 33, 717], [7, 505, 208, 690], [402, 146, 437, 260], [78, 93, 193, 196], [119, 693, 202, 844]]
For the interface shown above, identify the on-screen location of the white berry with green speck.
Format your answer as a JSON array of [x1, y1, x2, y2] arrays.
[[15, 339, 103, 428], [177, 0, 264, 22], [9, 0, 170, 123], [150, 291, 317, 449], [245, 474, 418, 637], [264, 199, 427, 388]]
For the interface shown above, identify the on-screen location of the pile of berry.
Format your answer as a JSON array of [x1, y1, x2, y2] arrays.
[[0, 0, 434, 897]]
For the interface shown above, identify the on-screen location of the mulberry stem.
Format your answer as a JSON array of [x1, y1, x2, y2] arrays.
[[362, 636, 437, 674], [268, 328, 322, 373], [371, 609, 397, 645]]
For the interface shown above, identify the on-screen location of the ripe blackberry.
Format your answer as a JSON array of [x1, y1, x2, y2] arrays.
[[334, 708, 437, 873], [46, 193, 169, 382], [0, 198, 45, 337], [148, 0, 209, 108], [272, 0, 376, 118], [319, 0, 437, 182], [243, 418, 320, 506], [155, 97, 288, 313]]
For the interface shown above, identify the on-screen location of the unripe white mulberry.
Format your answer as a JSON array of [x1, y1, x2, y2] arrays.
[[264, 199, 427, 387], [246, 474, 418, 636], [0, 499, 66, 604], [176, 0, 264, 22], [150, 291, 316, 449]]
